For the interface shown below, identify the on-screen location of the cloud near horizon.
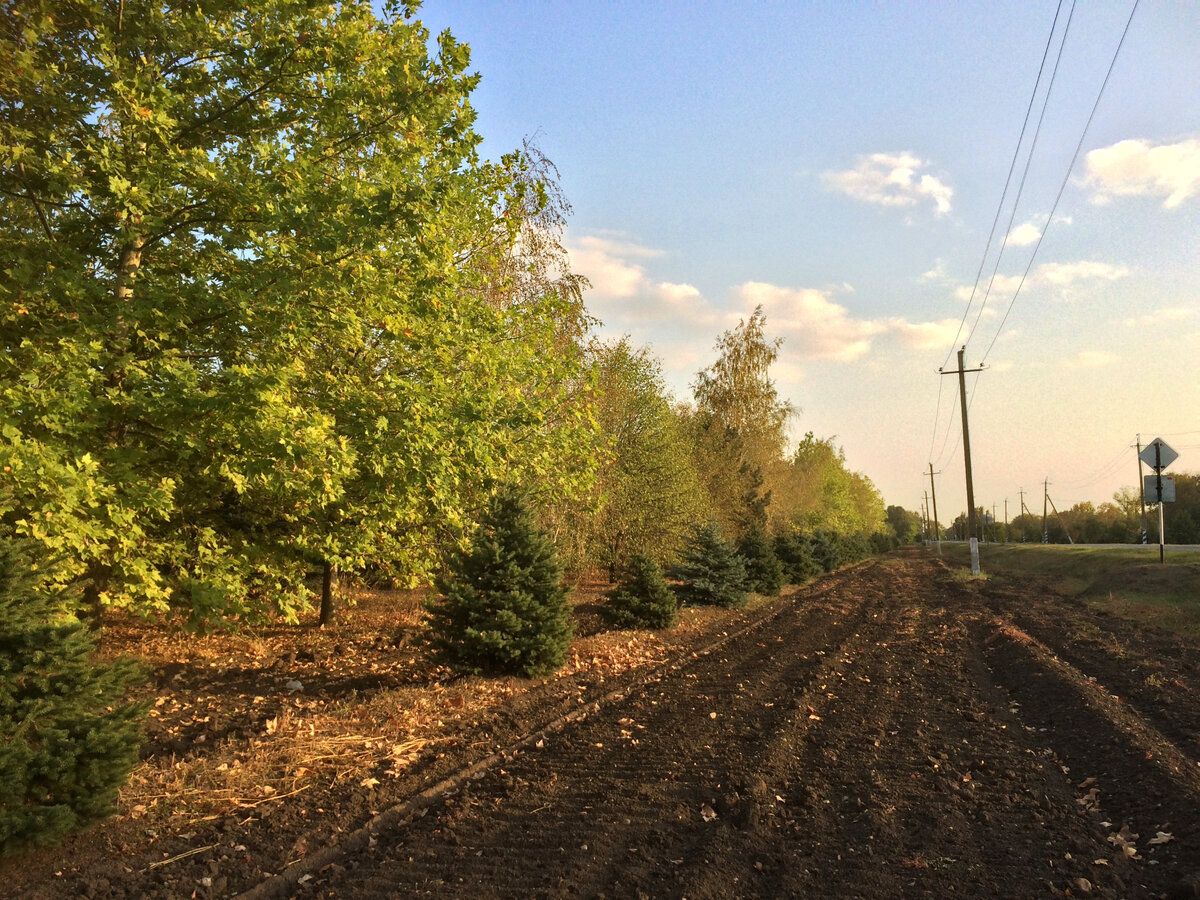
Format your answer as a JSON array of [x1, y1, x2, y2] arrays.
[[567, 234, 962, 382], [822, 152, 953, 216], [1082, 137, 1200, 209]]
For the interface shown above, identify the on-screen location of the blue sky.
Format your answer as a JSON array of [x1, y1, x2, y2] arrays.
[[417, 0, 1200, 519]]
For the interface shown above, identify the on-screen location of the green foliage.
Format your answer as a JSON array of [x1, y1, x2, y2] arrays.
[[885, 505, 922, 545], [736, 527, 786, 596], [688, 307, 793, 535], [670, 522, 748, 609], [425, 491, 573, 678], [563, 339, 705, 578], [601, 553, 677, 630], [869, 531, 897, 554], [1, 1, 597, 622], [781, 434, 886, 536], [0, 537, 144, 856], [808, 530, 874, 572], [774, 531, 820, 584]]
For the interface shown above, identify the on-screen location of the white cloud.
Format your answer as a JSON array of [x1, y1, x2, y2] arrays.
[[734, 282, 884, 362], [822, 152, 953, 216], [920, 259, 950, 283], [1037, 261, 1129, 286], [1121, 307, 1196, 328], [569, 234, 961, 390], [1060, 350, 1119, 370], [1083, 138, 1200, 209], [952, 260, 1129, 305], [568, 235, 652, 298], [884, 318, 964, 350], [1004, 222, 1041, 247]]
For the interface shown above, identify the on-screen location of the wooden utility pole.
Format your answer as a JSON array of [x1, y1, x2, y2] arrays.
[[1004, 498, 1009, 543], [927, 463, 942, 554], [940, 347, 985, 543], [1136, 435, 1149, 544]]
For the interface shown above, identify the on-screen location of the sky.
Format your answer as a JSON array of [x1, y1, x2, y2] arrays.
[[415, 0, 1200, 520]]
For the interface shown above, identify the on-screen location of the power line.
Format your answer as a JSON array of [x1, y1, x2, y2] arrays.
[[980, 0, 1141, 365], [938, 0, 1068, 372], [932, 368, 985, 471], [930, 0, 1067, 461], [1055, 441, 1137, 491], [926, 377, 946, 465], [966, 0, 1076, 349]]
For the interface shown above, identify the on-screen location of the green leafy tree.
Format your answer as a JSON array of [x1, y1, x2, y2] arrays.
[[1163, 473, 1200, 544], [689, 307, 794, 535], [736, 527, 786, 596], [782, 433, 885, 537], [0, 537, 144, 855], [601, 552, 677, 630], [885, 505, 922, 545], [1, 1, 596, 623], [425, 490, 573, 678], [670, 521, 748, 609], [570, 339, 705, 579]]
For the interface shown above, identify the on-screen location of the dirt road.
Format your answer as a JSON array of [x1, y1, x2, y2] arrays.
[[273, 555, 1200, 899]]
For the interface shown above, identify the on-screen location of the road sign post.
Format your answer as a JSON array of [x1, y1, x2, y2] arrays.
[[1139, 438, 1178, 564]]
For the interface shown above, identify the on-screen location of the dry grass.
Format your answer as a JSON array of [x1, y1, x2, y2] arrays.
[[102, 577, 776, 838]]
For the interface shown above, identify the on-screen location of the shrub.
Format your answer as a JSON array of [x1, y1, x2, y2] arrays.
[[601, 552, 677, 630], [736, 527, 786, 596], [425, 490, 573, 678], [0, 537, 145, 857], [670, 521, 748, 609], [774, 531, 820, 584]]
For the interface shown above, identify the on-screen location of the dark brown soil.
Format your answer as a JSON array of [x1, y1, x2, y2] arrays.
[[7, 553, 1200, 899]]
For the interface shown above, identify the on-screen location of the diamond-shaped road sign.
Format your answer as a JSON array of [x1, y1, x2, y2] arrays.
[[1139, 437, 1178, 472]]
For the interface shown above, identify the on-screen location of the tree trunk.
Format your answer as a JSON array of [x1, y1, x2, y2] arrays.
[[81, 561, 113, 632], [319, 560, 338, 626]]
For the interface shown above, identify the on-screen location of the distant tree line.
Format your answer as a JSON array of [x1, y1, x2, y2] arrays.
[[938, 475, 1200, 544]]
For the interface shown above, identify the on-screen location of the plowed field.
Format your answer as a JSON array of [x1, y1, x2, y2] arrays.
[[13, 553, 1200, 898]]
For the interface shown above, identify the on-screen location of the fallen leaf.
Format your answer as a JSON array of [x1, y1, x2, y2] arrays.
[[1077, 777, 1097, 789], [361, 777, 380, 789], [700, 804, 717, 822], [1148, 832, 1174, 845]]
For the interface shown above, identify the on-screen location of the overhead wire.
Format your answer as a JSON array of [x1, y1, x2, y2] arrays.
[[1055, 441, 1138, 491], [938, 0, 1067, 371], [980, 0, 1141, 364], [965, 0, 1077, 348], [928, 0, 1067, 467]]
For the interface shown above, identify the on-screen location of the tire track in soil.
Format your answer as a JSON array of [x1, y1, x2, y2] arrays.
[[764, 566, 1141, 899], [302, 566, 883, 897], [285, 558, 1200, 899], [292, 565, 884, 899], [989, 588, 1200, 770], [975, 618, 1200, 898]]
